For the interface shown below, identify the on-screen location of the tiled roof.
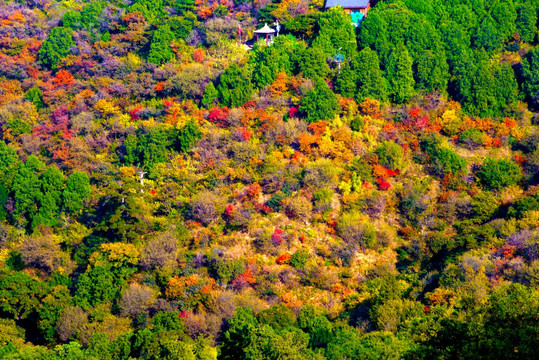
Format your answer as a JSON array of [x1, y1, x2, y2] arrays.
[[325, 0, 369, 8]]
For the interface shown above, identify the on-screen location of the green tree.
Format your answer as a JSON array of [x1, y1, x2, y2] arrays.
[[123, 134, 139, 166], [74, 266, 122, 310], [220, 307, 258, 360], [148, 25, 175, 65], [522, 47, 539, 103], [12, 155, 44, 228], [217, 64, 253, 107], [63, 171, 91, 214], [0, 272, 46, 320], [490, 0, 517, 41], [201, 82, 218, 109], [38, 27, 74, 70], [376, 141, 404, 170], [137, 127, 173, 170], [493, 62, 518, 112], [176, 120, 201, 153], [24, 87, 44, 110], [480, 283, 539, 359], [294, 46, 330, 80], [128, 0, 164, 21], [516, 2, 538, 43], [33, 166, 65, 229], [431, 147, 466, 176], [300, 79, 339, 124], [250, 36, 295, 88], [356, 47, 387, 102], [465, 50, 498, 116], [415, 49, 449, 93], [386, 43, 414, 104], [0, 141, 20, 189], [175, 0, 195, 15], [335, 58, 358, 98], [358, 11, 390, 66], [38, 285, 72, 342], [477, 158, 523, 190], [313, 6, 358, 59], [0, 184, 7, 221], [472, 15, 503, 51]]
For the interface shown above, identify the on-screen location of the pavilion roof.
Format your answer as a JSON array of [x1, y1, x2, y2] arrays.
[[254, 23, 275, 34]]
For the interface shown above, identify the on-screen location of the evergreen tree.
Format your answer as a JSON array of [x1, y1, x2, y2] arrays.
[[313, 6, 358, 59], [38, 27, 74, 70], [201, 82, 218, 108], [123, 134, 139, 166], [0, 141, 20, 189], [386, 43, 414, 104], [33, 167, 65, 229], [148, 25, 175, 65], [358, 11, 390, 67], [294, 46, 330, 80], [334, 58, 358, 98], [251, 39, 293, 88], [0, 184, 7, 221], [63, 171, 91, 214], [175, 0, 195, 15], [176, 120, 201, 153], [300, 79, 339, 124], [24, 87, 44, 110], [217, 64, 253, 107], [516, 2, 538, 43], [472, 15, 503, 51], [12, 155, 44, 229], [490, 0, 517, 41], [522, 47, 539, 104], [467, 50, 498, 116], [450, 46, 476, 108], [356, 47, 387, 102], [415, 49, 449, 93], [493, 62, 518, 113]]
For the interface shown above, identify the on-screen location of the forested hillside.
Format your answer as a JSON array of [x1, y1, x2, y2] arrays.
[[0, 0, 538, 358]]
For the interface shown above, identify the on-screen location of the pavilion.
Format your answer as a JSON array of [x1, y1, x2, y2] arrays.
[[253, 23, 276, 46]]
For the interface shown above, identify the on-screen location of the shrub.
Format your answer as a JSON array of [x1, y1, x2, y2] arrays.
[[471, 191, 499, 222], [337, 212, 378, 250], [285, 196, 313, 220], [189, 191, 224, 225], [459, 128, 485, 149], [18, 235, 64, 274], [376, 141, 404, 170], [119, 283, 155, 317], [477, 158, 523, 190], [140, 231, 178, 270], [313, 188, 333, 213], [507, 196, 539, 219], [290, 250, 309, 268], [432, 147, 467, 175], [303, 158, 341, 189], [350, 115, 364, 132]]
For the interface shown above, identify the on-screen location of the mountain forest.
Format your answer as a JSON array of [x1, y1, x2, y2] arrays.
[[0, 0, 538, 358]]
